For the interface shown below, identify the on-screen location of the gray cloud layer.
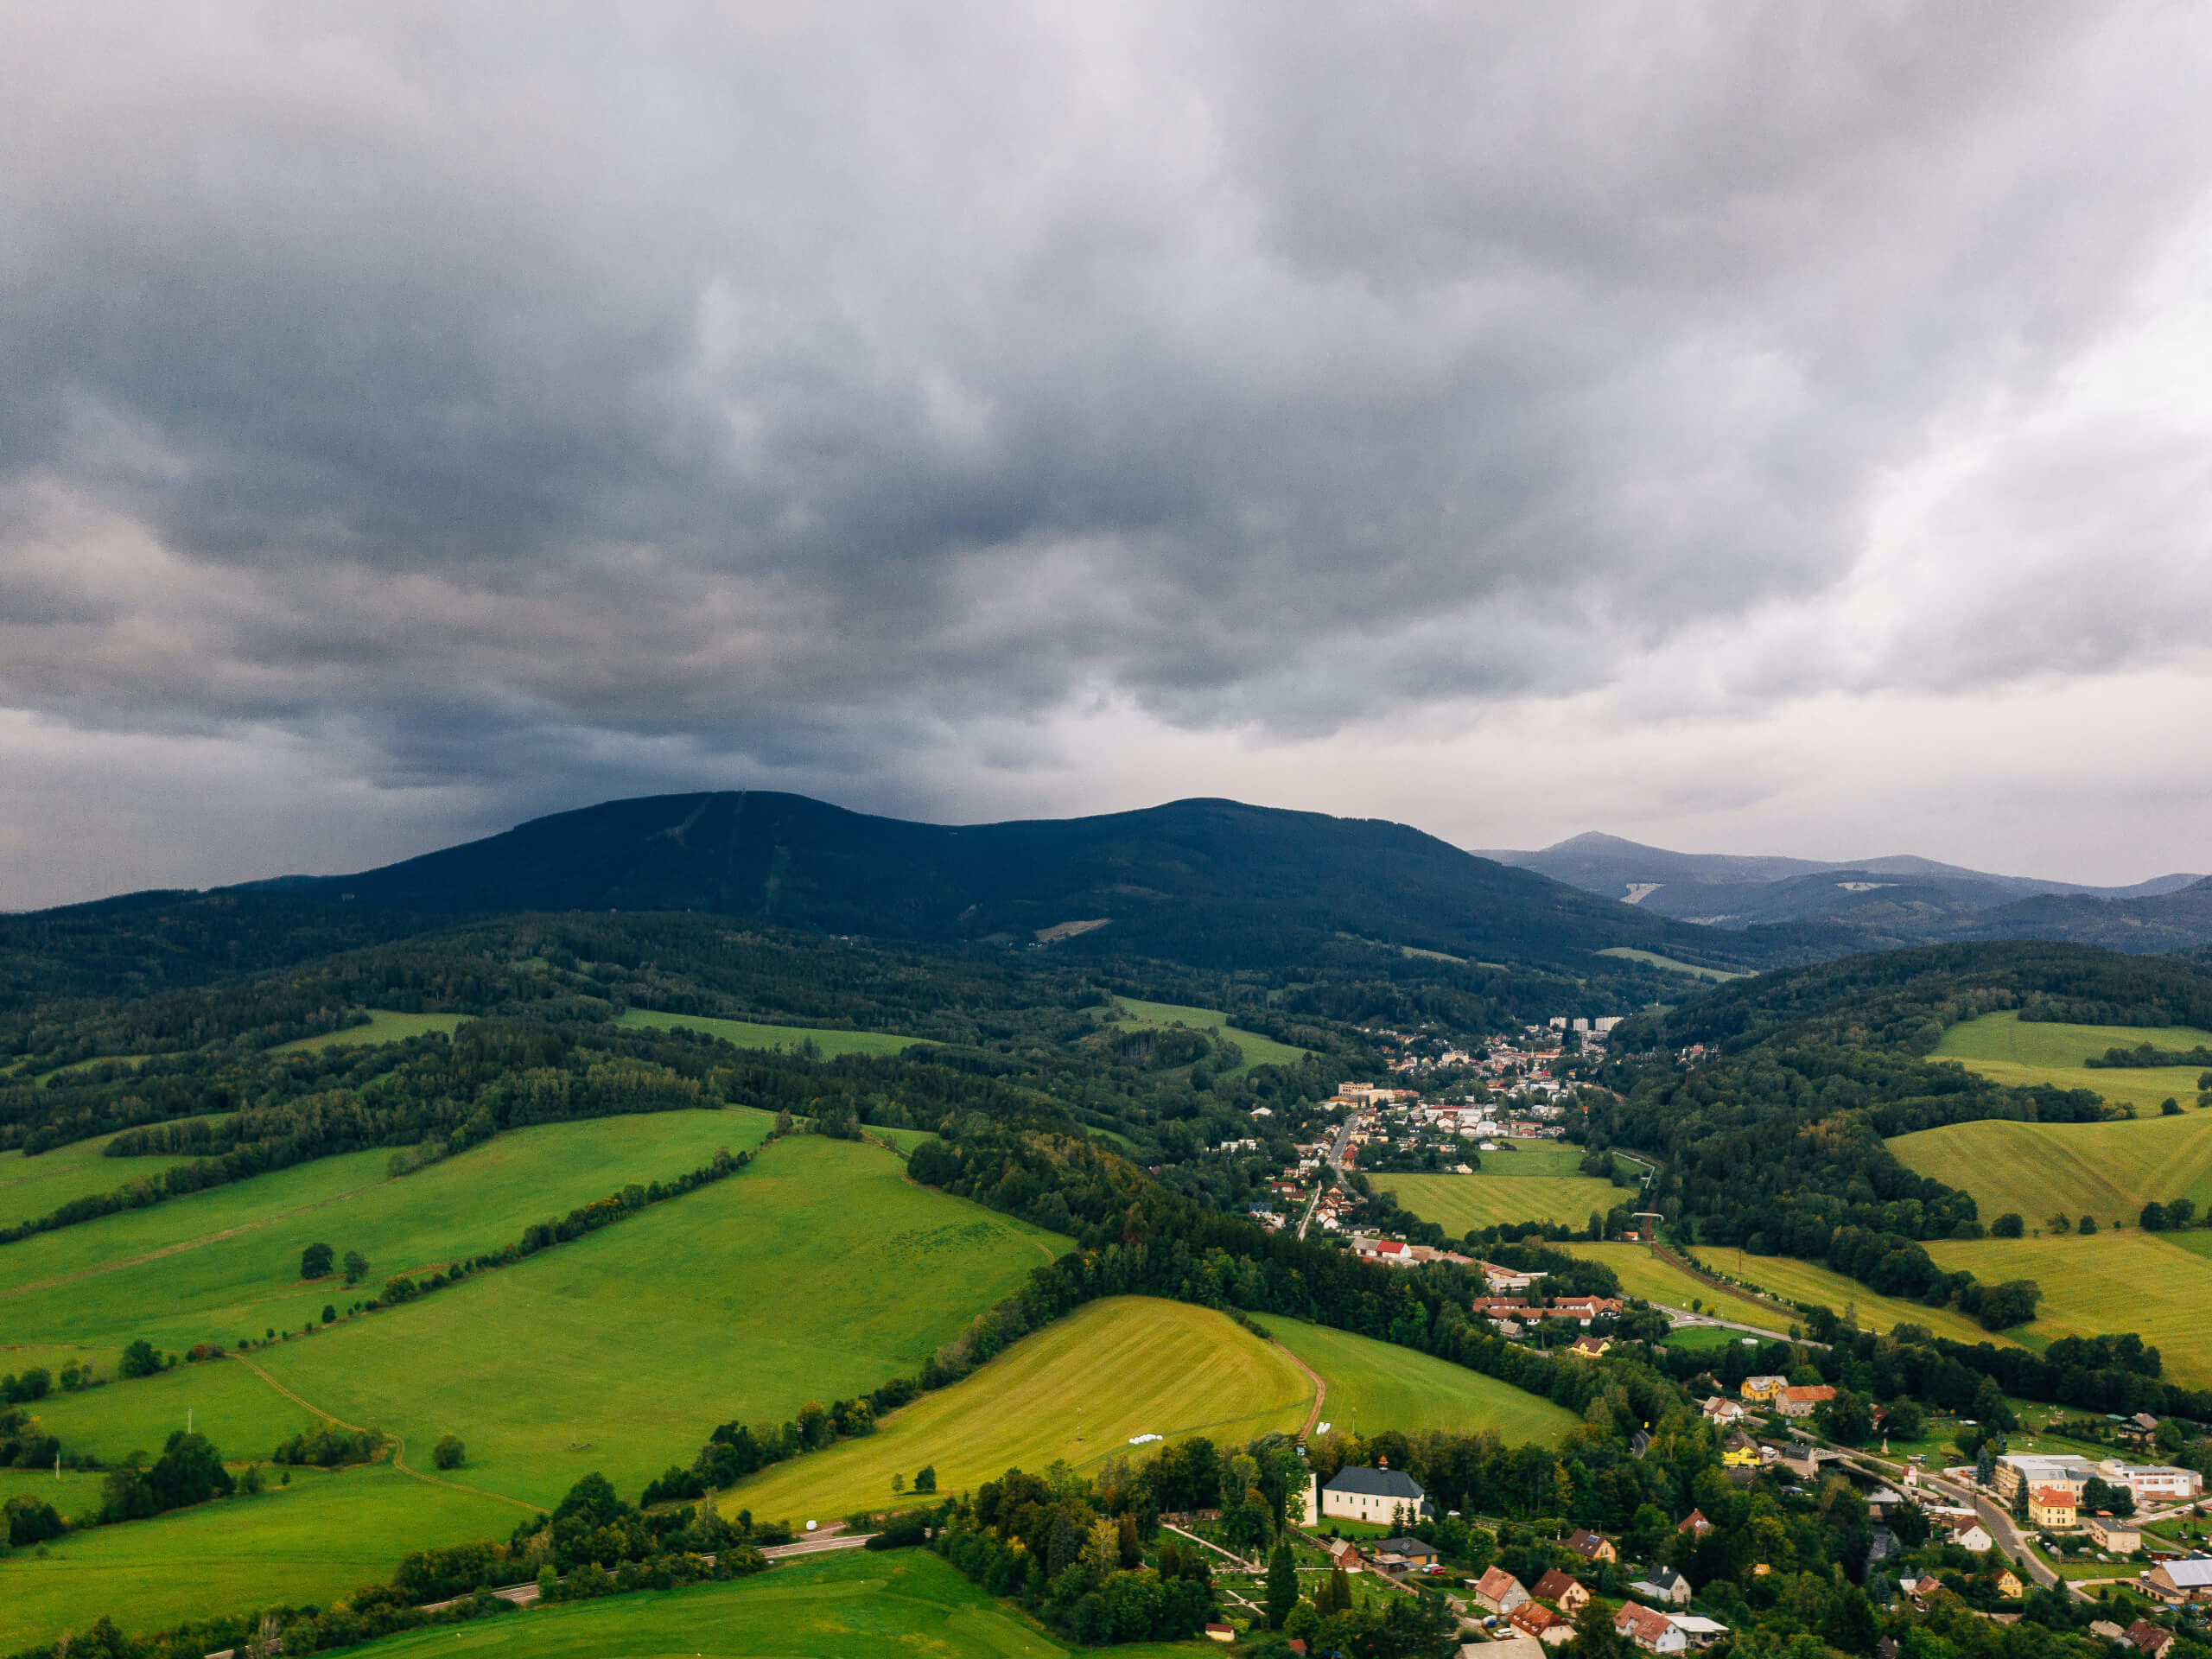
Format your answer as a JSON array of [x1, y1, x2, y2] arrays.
[[3, 3, 2211, 904]]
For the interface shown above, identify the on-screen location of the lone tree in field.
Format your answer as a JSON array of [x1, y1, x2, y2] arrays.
[[913, 1465, 937, 1492], [433, 1433, 465, 1471], [301, 1243, 334, 1280], [342, 1249, 369, 1285]]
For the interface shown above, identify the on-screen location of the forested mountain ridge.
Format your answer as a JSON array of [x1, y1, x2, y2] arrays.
[[267, 791, 1755, 974]]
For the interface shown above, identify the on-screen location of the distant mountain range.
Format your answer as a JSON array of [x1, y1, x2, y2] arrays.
[[1482, 831, 2211, 952], [255, 791, 1750, 974]]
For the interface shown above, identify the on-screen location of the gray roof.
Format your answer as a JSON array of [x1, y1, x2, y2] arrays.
[[1377, 1536, 1435, 1554], [2160, 1560, 2212, 1587], [1325, 1465, 1426, 1499]]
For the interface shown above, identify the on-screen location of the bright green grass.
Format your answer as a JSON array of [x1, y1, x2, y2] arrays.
[[1930, 1010, 2212, 1116], [1925, 1231, 2212, 1388], [0, 1134, 193, 1230], [1464, 1141, 1594, 1178], [1373, 1167, 1624, 1233], [0, 1111, 772, 1356], [0, 1461, 518, 1655], [1562, 1243, 1786, 1330], [267, 1010, 469, 1055], [1264, 1315, 1576, 1446], [253, 1134, 1071, 1510], [25, 1356, 321, 1466], [1890, 1112, 2212, 1232], [1662, 1325, 1745, 1352], [337, 1548, 1136, 1659], [718, 1297, 1313, 1524], [1109, 998, 1306, 1075], [1595, 948, 1746, 982], [1697, 1249, 1995, 1346], [617, 1007, 928, 1057]]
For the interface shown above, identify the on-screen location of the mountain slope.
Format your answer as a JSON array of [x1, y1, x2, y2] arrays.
[[283, 791, 1751, 973]]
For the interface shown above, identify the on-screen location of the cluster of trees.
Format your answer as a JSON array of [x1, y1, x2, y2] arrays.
[[641, 1392, 889, 1507], [271, 1425, 386, 1468], [99, 1430, 232, 1522], [0, 1404, 61, 1473], [2085, 1041, 2212, 1069]]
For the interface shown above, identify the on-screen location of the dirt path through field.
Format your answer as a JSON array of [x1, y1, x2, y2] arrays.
[[0, 1179, 388, 1301], [1271, 1339, 1327, 1440], [228, 1351, 541, 1513]]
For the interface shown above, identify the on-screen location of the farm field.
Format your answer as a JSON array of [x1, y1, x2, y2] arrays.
[[617, 1007, 928, 1058], [252, 1132, 1070, 1510], [1924, 1232, 2212, 1387], [1929, 1011, 2212, 1117], [1375, 1145, 1623, 1233], [1109, 998, 1306, 1075], [0, 1132, 194, 1230], [0, 1460, 518, 1655], [268, 1009, 469, 1055], [1594, 947, 1745, 982], [0, 1109, 773, 1357], [1561, 1243, 1788, 1331], [1689, 1249, 1995, 1346], [1264, 1315, 1576, 1446], [333, 1548, 1200, 1659], [717, 1297, 1313, 1525], [27, 1351, 320, 1468], [1889, 1109, 2212, 1231]]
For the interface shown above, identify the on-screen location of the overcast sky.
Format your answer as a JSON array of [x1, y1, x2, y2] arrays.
[[4, 2, 2210, 908]]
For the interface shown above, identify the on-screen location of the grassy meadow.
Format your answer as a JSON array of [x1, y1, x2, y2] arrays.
[[1688, 1248, 1994, 1345], [1929, 1010, 2212, 1117], [22, 1351, 321, 1469], [1594, 947, 1746, 982], [1561, 1243, 1789, 1330], [1923, 1231, 2212, 1387], [250, 1133, 1069, 1510], [1375, 1142, 1625, 1233], [0, 1462, 518, 1655], [329, 1548, 1177, 1659], [1889, 1110, 2212, 1230], [0, 1133, 194, 1230], [268, 1010, 470, 1055], [616, 1007, 929, 1058], [1109, 998, 1306, 1075], [0, 1109, 772, 1357], [1264, 1315, 1577, 1446], [718, 1297, 1313, 1523]]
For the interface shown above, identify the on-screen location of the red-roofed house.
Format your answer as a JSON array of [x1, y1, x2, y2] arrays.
[[1617, 1603, 1686, 1654]]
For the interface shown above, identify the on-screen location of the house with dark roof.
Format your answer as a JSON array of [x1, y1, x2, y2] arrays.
[[1566, 1529, 1617, 1564], [2126, 1620, 2177, 1658], [1630, 1566, 1693, 1607], [1320, 1465, 1432, 1526], [1532, 1569, 1589, 1615]]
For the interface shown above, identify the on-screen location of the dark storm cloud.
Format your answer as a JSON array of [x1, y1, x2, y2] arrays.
[[3, 2, 2211, 902]]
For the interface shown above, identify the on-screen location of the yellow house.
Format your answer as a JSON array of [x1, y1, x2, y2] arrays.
[[1740, 1376, 1789, 1404], [2030, 1487, 2078, 1529], [1722, 1433, 1763, 1469], [1995, 1570, 2025, 1599]]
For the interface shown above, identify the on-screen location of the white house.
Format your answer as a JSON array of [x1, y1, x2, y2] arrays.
[[1319, 1465, 1432, 1527]]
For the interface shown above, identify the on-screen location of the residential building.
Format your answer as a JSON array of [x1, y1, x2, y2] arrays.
[[2085, 1516, 2140, 1553], [1942, 1517, 1993, 1554], [1474, 1567, 1530, 1615], [1470, 1637, 1549, 1659], [2126, 1621, 2177, 1658], [1701, 1396, 1747, 1427], [2144, 1559, 2212, 1605], [1321, 1465, 1432, 1526], [1777, 1384, 1836, 1418], [1630, 1567, 1694, 1607], [1740, 1376, 1789, 1404], [1482, 1262, 1538, 1294], [2089, 1622, 2128, 1644], [1995, 1570, 2025, 1600], [1511, 1603, 1574, 1646], [1374, 1536, 1438, 1568], [1567, 1529, 1618, 1564], [1722, 1433, 1763, 1469], [1569, 1335, 1611, 1358], [1993, 1453, 2093, 1502], [2094, 1459, 2204, 1503], [1532, 1570, 1589, 1615], [1669, 1617, 1731, 1649], [1679, 1509, 1713, 1538], [1616, 1604, 1687, 1654], [2029, 1487, 2078, 1529]]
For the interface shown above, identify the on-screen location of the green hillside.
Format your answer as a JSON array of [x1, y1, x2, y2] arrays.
[[1109, 997, 1306, 1075], [617, 1007, 928, 1058], [1890, 1112, 2212, 1230], [1930, 1009, 2212, 1116], [1374, 1145, 1624, 1232], [1924, 1232, 2212, 1387], [0, 1110, 772, 1355], [266, 1010, 469, 1054], [0, 1132, 193, 1230], [1560, 1243, 1787, 1331], [1693, 1249, 1994, 1346], [1263, 1315, 1577, 1446]]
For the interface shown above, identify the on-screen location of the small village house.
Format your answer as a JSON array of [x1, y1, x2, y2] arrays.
[[1678, 1509, 1713, 1538], [2086, 1516, 2140, 1553], [1566, 1529, 1617, 1564], [2126, 1620, 2177, 1658], [1475, 1567, 1530, 1615], [1511, 1603, 1574, 1647], [1375, 1536, 1438, 1569], [1994, 1569, 2025, 1600], [1616, 1603, 1687, 1654], [1630, 1567, 1694, 1607], [1669, 1617, 1731, 1649], [1776, 1384, 1836, 1419], [1532, 1569, 1590, 1615], [1943, 1517, 1993, 1554], [1739, 1376, 1789, 1404]]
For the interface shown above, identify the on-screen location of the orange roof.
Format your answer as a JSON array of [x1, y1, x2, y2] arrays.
[[2033, 1486, 2076, 1506]]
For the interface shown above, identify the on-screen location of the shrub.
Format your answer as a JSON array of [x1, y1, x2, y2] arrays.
[[434, 1433, 466, 1471], [301, 1242, 334, 1279], [1990, 1213, 2024, 1238], [119, 1339, 162, 1378]]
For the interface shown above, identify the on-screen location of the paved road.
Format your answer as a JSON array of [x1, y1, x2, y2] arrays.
[[1298, 1115, 1358, 1239]]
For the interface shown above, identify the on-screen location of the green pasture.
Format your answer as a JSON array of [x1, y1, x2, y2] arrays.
[[1561, 1243, 1787, 1331], [25, 1354, 320, 1468], [617, 1007, 928, 1058], [0, 1461, 518, 1655], [717, 1297, 1312, 1525], [1688, 1249, 1994, 1346], [336, 1548, 1184, 1659], [1930, 1011, 2212, 1117], [1595, 948, 1745, 982], [253, 1133, 1069, 1510], [1264, 1315, 1576, 1446], [0, 1110, 772, 1355], [1890, 1110, 2212, 1232], [267, 1010, 469, 1055], [1925, 1232, 2212, 1387], [1109, 998, 1306, 1075], [0, 1133, 193, 1230], [1373, 1163, 1623, 1233], [1662, 1325, 1746, 1353]]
